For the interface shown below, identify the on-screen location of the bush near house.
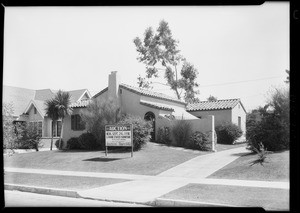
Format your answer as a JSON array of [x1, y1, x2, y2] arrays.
[[246, 87, 289, 152], [117, 114, 152, 151], [78, 133, 98, 150], [171, 120, 192, 147], [187, 131, 211, 151], [55, 139, 64, 150], [16, 123, 43, 151], [157, 126, 172, 145], [81, 98, 121, 149], [66, 137, 81, 150], [215, 122, 243, 144]]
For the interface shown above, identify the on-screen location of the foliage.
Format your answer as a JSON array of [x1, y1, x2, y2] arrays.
[[207, 95, 217, 102], [285, 70, 289, 84], [78, 133, 98, 150], [133, 20, 200, 103], [117, 114, 153, 151], [53, 90, 72, 149], [66, 137, 81, 150], [45, 90, 72, 150], [215, 122, 243, 144], [3, 102, 18, 150], [55, 139, 64, 150], [45, 98, 59, 150], [249, 142, 271, 166], [81, 98, 121, 149], [171, 120, 192, 147], [246, 87, 289, 152], [187, 131, 210, 151], [157, 126, 172, 145], [16, 123, 43, 151]]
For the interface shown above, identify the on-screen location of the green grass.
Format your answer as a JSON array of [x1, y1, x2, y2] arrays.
[[215, 142, 246, 152], [4, 172, 129, 190], [159, 183, 289, 211], [4, 142, 207, 176], [208, 150, 289, 181]]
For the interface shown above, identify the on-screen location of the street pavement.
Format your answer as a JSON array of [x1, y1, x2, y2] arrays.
[[4, 145, 290, 208], [4, 190, 148, 207]]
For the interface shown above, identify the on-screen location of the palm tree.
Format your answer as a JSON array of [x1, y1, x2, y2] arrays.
[[53, 90, 72, 149], [45, 99, 59, 150]]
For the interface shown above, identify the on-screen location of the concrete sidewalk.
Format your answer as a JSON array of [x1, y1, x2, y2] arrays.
[[158, 146, 249, 178]]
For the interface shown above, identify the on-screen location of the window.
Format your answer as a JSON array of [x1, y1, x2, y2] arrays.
[[71, 114, 85, 130], [34, 107, 37, 114], [57, 121, 62, 137], [52, 121, 62, 137]]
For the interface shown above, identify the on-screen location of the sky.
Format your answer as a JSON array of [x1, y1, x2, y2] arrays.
[[3, 2, 289, 111]]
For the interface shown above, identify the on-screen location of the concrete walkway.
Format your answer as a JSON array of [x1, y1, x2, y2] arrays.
[[158, 146, 249, 178]]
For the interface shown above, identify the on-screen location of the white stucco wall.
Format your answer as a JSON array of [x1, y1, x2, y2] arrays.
[[62, 108, 87, 148], [231, 103, 247, 135], [187, 109, 232, 127]]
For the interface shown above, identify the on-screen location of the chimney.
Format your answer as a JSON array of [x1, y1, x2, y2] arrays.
[[108, 71, 119, 101]]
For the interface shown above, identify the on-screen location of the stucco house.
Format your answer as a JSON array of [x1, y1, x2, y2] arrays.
[[186, 99, 247, 141], [3, 85, 92, 147], [91, 71, 199, 143]]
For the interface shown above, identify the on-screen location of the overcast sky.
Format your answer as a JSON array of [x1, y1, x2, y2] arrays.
[[3, 2, 289, 111]]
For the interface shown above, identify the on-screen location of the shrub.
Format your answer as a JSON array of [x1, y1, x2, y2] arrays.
[[215, 122, 243, 144], [117, 114, 152, 151], [55, 139, 64, 150], [66, 137, 81, 150], [81, 98, 121, 149], [188, 131, 210, 151], [16, 123, 43, 151], [171, 120, 192, 147], [246, 87, 289, 152], [78, 133, 98, 150], [157, 126, 172, 145]]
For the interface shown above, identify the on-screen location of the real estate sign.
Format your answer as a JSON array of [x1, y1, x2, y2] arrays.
[[105, 124, 133, 147]]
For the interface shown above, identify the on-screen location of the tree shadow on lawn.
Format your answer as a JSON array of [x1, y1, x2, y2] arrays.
[[56, 147, 132, 154], [230, 152, 253, 157], [82, 157, 126, 162]]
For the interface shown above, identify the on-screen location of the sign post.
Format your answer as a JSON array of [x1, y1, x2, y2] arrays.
[[105, 124, 133, 157]]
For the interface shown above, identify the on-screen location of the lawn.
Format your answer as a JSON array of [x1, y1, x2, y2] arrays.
[[159, 183, 289, 211], [208, 150, 289, 182], [4, 172, 129, 190], [4, 142, 207, 176]]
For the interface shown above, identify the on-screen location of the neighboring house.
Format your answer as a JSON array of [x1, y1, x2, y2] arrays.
[[92, 71, 199, 143], [186, 99, 247, 139], [3, 85, 92, 148]]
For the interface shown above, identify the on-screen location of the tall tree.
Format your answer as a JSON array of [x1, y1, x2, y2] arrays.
[[3, 102, 17, 151], [53, 90, 72, 149], [45, 99, 59, 150], [133, 20, 200, 103]]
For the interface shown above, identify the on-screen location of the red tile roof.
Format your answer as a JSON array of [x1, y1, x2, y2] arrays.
[[120, 83, 186, 105], [70, 100, 91, 108], [140, 100, 174, 111], [187, 99, 243, 111]]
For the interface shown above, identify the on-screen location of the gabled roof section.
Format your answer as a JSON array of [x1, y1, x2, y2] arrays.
[[120, 83, 186, 105], [92, 87, 108, 99], [68, 89, 90, 103], [3, 85, 36, 116], [34, 89, 55, 101], [140, 100, 174, 111], [23, 100, 46, 117], [187, 99, 246, 112]]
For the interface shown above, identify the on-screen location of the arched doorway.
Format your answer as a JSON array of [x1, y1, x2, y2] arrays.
[[144, 111, 155, 142]]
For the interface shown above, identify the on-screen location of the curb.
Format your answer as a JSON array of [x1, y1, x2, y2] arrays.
[[5, 183, 80, 198], [150, 198, 240, 207], [4, 183, 151, 206]]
